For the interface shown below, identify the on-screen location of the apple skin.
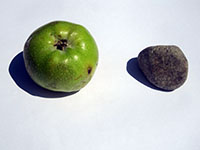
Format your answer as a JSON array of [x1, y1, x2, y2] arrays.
[[23, 21, 98, 92]]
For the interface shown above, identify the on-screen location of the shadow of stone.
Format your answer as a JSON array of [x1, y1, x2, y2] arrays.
[[126, 57, 172, 92]]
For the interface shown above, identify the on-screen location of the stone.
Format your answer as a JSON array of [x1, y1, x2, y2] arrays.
[[138, 45, 188, 90]]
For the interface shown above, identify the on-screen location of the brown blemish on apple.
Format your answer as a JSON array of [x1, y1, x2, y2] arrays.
[[57, 35, 62, 38], [75, 75, 82, 80], [87, 66, 92, 74]]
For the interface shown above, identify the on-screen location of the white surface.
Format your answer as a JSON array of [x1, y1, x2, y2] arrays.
[[1, 0, 200, 150]]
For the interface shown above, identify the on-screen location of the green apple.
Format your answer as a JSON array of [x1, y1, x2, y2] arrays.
[[23, 21, 98, 92]]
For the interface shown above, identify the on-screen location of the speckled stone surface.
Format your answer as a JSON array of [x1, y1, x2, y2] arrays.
[[138, 45, 188, 90]]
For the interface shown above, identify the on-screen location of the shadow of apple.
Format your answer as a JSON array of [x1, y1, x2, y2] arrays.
[[9, 52, 78, 98], [126, 57, 172, 92]]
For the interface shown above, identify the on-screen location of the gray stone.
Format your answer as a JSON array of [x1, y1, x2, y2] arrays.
[[138, 45, 188, 90]]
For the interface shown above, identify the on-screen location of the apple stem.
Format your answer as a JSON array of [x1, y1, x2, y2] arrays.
[[54, 39, 68, 51]]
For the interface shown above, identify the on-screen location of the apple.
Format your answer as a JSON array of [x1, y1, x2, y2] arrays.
[[23, 21, 98, 92]]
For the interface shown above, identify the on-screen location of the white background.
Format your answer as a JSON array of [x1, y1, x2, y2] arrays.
[[1, 0, 200, 150]]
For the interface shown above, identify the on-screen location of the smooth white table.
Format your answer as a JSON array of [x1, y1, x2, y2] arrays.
[[1, 0, 200, 149]]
